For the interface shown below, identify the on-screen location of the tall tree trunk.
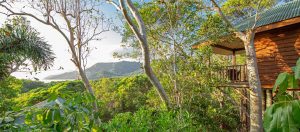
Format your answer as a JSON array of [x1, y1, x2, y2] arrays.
[[240, 88, 250, 132], [77, 66, 95, 96], [116, 0, 171, 107], [243, 31, 263, 132], [208, 1, 264, 130], [77, 64, 99, 121], [173, 43, 180, 108], [143, 49, 171, 107]]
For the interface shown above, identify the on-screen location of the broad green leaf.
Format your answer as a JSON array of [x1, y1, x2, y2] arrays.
[[48, 94, 58, 102], [53, 109, 61, 123], [294, 58, 300, 79], [291, 100, 300, 125], [263, 105, 274, 131], [281, 104, 295, 132], [273, 72, 289, 93], [264, 100, 300, 132], [276, 94, 294, 102], [43, 109, 53, 124], [288, 74, 298, 89]]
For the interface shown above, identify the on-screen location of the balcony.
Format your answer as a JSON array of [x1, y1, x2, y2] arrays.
[[217, 65, 249, 87]]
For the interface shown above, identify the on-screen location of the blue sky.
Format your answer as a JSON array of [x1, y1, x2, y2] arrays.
[[0, 1, 134, 80]]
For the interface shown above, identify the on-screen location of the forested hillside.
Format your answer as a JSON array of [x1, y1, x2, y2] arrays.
[[0, 75, 240, 131], [45, 61, 142, 80], [1, 0, 299, 131]]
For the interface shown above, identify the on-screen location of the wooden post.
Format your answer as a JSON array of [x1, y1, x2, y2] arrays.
[[232, 51, 237, 81], [266, 89, 272, 108], [262, 90, 266, 111], [232, 50, 236, 66]]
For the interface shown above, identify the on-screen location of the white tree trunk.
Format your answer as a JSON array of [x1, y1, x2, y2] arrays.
[[77, 66, 95, 96], [243, 31, 263, 132], [116, 0, 171, 107], [140, 38, 171, 107], [77, 65, 98, 111]]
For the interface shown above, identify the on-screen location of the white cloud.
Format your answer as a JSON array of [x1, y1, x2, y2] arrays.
[[0, 2, 128, 80]]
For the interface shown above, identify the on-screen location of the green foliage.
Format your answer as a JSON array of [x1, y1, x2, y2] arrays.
[[13, 81, 85, 110], [117, 1, 203, 59], [1, 92, 100, 131], [0, 17, 55, 80], [150, 46, 239, 131], [0, 77, 22, 113], [23, 92, 98, 131], [118, 3, 240, 131], [0, 111, 29, 131], [264, 97, 300, 132], [294, 58, 300, 79], [91, 75, 153, 121], [264, 58, 300, 132], [91, 72, 239, 131], [20, 79, 48, 93], [0, 73, 240, 131], [197, 0, 283, 45], [198, 14, 232, 42], [102, 108, 199, 131], [0, 80, 97, 131], [0, 1, 269, 131], [222, 0, 277, 20]]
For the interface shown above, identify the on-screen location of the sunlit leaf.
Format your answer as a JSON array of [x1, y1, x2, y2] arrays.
[[294, 58, 300, 79], [273, 72, 289, 94], [264, 100, 300, 132], [288, 74, 298, 89]]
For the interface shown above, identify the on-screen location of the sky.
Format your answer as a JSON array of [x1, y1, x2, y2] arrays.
[[0, 2, 132, 81]]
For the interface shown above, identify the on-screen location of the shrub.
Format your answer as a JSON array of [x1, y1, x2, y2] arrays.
[[13, 81, 85, 110], [91, 75, 154, 121], [101, 108, 200, 131], [1, 92, 99, 131], [0, 77, 22, 113]]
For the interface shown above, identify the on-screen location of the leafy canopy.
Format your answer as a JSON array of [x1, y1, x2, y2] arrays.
[[0, 17, 55, 79], [264, 58, 300, 132]]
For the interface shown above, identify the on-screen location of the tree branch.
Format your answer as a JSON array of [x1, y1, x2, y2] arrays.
[[210, 0, 246, 39], [106, 0, 121, 11]]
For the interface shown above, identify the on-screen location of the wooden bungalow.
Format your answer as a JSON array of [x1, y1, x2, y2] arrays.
[[193, 0, 300, 131], [194, 0, 300, 95]]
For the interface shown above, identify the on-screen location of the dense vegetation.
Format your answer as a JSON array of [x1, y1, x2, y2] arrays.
[[1, 0, 299, 131], [0, 46, 241, 131], [0, 73, 240, 131]]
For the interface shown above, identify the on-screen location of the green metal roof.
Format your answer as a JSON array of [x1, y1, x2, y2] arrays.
[[236, 0, 300, 31]]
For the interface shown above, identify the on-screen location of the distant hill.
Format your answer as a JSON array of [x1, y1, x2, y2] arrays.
[[45, 61, 143, 80]]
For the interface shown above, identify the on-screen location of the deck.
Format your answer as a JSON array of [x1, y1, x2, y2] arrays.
[[217, 65, 249, 88]]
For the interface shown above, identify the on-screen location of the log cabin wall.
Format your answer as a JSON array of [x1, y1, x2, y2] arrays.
[[254, 23, 300, 88]]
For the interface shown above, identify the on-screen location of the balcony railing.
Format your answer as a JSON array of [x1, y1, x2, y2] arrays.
[[218, 65, 248, 83]]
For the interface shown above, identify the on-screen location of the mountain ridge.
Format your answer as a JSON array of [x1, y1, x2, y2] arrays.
[[45, 61, 143, 80]]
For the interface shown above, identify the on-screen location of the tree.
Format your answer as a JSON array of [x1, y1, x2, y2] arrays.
[[201, 0, 278, 131], [107, 0, 171, 107], [0, 17, 55, 80], [116, 1, 205, 108], [0, 0, 111, 111]]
